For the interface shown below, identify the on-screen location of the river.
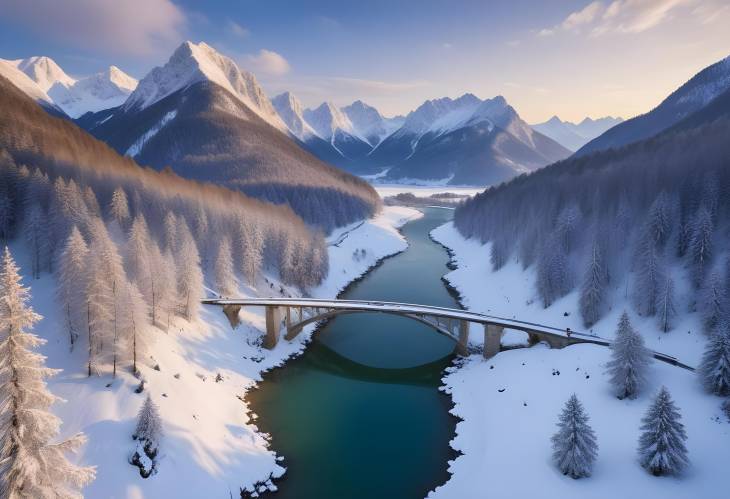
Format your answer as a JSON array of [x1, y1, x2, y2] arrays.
[[248, 207, 460, 498]]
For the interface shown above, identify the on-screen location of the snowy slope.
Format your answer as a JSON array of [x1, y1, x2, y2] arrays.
[[271, 91, 318, 141], [429, 222, 730, 499], [0, 59, 56, 107], [6, 56, 138, 118], [532, 116, 623, 152], [303, 101, 363, 141], [341, 100, 403, 147], [125, 41, 286, 132], [18, 206, 419, 498]]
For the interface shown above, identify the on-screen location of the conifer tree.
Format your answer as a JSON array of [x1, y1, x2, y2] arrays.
[[580, 238, 607, 327], [108, 187, 130, 227], [214, 236, 237, 297], [698, 321, 730, 396], [551, 394, 598, 479], [118, 281, 148, 374], [23, 203, 48, 279], [634, 234, 664, 316], [176, 223, 203, 321], [656, 275, 676, 333], [0, 247, 96, 496], [638, 387, 689, 476], [56, 226, 89, 350], [125, 213, 153, 315], [134, 395, 163, 449], [689, 206, 713, 288], [605, 312, 652, 399], [699, 272, 726, 333]]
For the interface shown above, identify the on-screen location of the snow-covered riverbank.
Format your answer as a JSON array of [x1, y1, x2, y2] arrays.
[[429, 222, 730, 499], [24, 206, 421, 498]]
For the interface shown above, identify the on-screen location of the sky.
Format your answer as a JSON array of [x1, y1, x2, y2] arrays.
[[1, 0, 729, 123]]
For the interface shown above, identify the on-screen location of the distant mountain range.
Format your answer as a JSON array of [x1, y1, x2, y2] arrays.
[[531, 116, 623, 152], [0, 56, 137, 118], [576, 55, 730, 156], [275, 91, 570, 185]]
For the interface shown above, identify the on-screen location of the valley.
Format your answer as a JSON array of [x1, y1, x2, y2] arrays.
[[1, 3, 730, 499]]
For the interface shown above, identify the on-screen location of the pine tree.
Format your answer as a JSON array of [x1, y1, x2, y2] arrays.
[[689, 206, 713, 288], [634, 233, 664, 316], [125, 213, 153, 316], [551, 394, 598, 479], [23, 203, 48, 279], [580, 238, 607, 327], [698, 321, 730, 396], [56, 226, 89, 350], [605, 312, 652, 399], [108, 187, 130, 227], [214, 236, 237, 298], [698, 272, 726, 333], [638, 387, 689, 476], [162, 211, 178, 253], [0, 247, 96, 496], [118, 281, 148, 374], [134, 395, 163, 449], [656, 275, 676, 333], [176, 223, 203, 321], [241, 221, 264, 286]]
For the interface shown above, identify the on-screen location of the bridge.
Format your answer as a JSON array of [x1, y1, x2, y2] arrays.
[[201, 298, 693, 370]]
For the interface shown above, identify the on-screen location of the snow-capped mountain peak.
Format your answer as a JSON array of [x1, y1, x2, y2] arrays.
[[271, 91, 318, 141], [13, 55, 75, 93], [303, 101, 360, 140], [401, 93, 482, 136], [342, 100, 401, 147], [0, 58, 56, 108], [125, 41, 286, 131]]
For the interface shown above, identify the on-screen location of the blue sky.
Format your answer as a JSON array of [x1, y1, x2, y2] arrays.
[[1, 0, 729, 122]]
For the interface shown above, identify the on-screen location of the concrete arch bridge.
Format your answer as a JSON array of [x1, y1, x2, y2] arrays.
[[201, 298, 693, 370]]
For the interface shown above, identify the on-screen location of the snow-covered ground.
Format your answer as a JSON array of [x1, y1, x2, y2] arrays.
[[19, 205, 420, 498], [373, 184, 485, 199], [429, 222, 730, 499]]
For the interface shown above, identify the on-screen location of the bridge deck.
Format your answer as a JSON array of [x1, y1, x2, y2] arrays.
[[201, 297, 694, 371]]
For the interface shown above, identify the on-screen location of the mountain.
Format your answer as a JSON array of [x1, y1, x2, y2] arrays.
[[576, 54, 730, 156], [341, 100, 404, 147], [81, 41, 379, 232], [368, 94, 571, 185], [124, 41, 285, 131], [3, 56, 138, 118], [0, 58, 60, 114], [302, 102, 373, 161], [531, 115, 623, 152]]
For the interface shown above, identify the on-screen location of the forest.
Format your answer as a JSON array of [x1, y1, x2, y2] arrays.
[[454, 108, 730, 332], [0, 74, 331, 379]]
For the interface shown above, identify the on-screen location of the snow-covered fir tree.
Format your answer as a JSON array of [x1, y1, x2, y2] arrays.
[[117, 281, 148, 374], [698, 321, 730, 396], [634, 233, 664, 317], [175, 221, 203, 321], [23, 203, 48, 279], [638, 387, 689, 476], [134, 394, 163, 448], [0, 247, 96, 497], [656, 275, 676, 333], [698, 271, 726, 333], [214, 236, 237, 298], [580, 237, 607, 327], [108, 187, 130, 227], [162, 211, 178, 253], [689, 205, 713, 288], [240, 220, 264, 286], [56, 226, 89, 350], [550, 394, 598, 479], [605, 312, 652, 399]]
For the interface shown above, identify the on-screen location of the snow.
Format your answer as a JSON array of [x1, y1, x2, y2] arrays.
[[303, 101, 366, 142], [271, 92, 318, 141], [4, 56, 138, 118], [14, 206, 418, 498], [125, 110, 178, 157], [124, 41, 287, 132], [373, 184, 485, 198], [428, 222, 730, 499], [0, 59, 56, 106]]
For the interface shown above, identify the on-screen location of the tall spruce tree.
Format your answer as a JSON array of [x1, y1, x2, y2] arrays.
[[580, 237, 607, 327], [605, 312, 652, 399], [0, 247, 96, 497], [698, 321, 730, 396], [214, 236, 237, 298], [551, 394, 598, 479], [56, 226, 89, 350], [656, 275, 677, 333], [638, 387, 689, 476], [698, 272, 726, 333]]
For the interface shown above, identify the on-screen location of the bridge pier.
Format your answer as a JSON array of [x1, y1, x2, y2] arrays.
[[264, 306, 281, 349], [483, 324, 504, 359], [455, 320, 470, 356], [222, 304, 242, 328]]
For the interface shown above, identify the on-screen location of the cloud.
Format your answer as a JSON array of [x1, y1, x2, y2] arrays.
[[243, 49, 291, 76], [539, 0, 691, 37], [226, 20, 250, 38], [0, 0, 186, 57]]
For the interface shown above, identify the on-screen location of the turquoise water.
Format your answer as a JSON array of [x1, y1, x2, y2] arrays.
[[249, 208, 460, 498]]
